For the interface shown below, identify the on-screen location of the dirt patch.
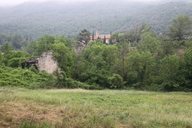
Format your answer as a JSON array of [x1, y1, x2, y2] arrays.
[[0, 101, 65, 128], [47, 89, 91, 93], [176, 48, 185, 56]]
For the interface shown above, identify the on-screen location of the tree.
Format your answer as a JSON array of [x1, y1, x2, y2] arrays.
[[159, 55, 180, 91], [137, 33, 160, 53], [51, 40, 75, 77], [77, 29, 91, 45], [1, 42, 12, 54], [180, 48, 192, 90], [125, 50, 155, 88], [0, 51, 2, 65], [26, 40, 37, 55], [92, 31, 95, 40], [72, 41, 118, 88], [114, 34, 130, 80], [11, 34, 22, 49], [55, 35, 76, 48], [127, 24, 152, 43], [103, 36, 106, 44], [35, 34, 55, 55], [167, 14, 192, 41], [3, 50, 29, 67]]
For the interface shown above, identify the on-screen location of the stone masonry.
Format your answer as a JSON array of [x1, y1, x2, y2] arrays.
[[22, 51, 59, 74]]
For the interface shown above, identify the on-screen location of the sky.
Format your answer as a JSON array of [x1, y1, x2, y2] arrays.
[[0, 0, 162, 6], [0, 0, 45, 6]]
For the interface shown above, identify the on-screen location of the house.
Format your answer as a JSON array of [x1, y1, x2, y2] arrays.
[[22, 51, 60, 74], [90, 30, 111, 44]]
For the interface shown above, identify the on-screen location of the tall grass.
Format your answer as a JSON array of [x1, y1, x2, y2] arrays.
[[0, 88, 192, 128]]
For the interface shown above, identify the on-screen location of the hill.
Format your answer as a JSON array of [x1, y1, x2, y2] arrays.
[[0, 0, 192, 38]]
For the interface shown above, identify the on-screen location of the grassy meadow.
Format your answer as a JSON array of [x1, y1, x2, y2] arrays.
[[0, 88, 192, 128]]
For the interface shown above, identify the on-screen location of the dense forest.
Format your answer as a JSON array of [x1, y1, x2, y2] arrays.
[[1, 12, 192, 91], [0, 0, 192, 39]]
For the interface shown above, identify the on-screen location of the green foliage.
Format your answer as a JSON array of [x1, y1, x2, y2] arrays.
[[184, 39, 192, 48], [51, 40, 75, 77], [56, 35, 76, 48], [160, 41, 178, 56], [0, 51, 2, 65], [35, 34, 55, 55], [0, 34, 30, 50], [19, 120, 52, 128], [125, 50, 155, 88], [56, 71, 102, 89], [26, 35, 75, 76], [159, 55, 180, 91], [2, 27, 192, 91], [127, 24, 152, 43], [167, 14, 192, 41], [8, 57, 26, 68], [1, 88, 192, 128], [0, 67, 55, 89], [2, 50, 29, 67], [26, 40, 37, 54], [137, 33, 160, 53], [180, 48, 192, 90], [108, 74, 124, 89], [1, 42, 12, 54], [11, 34, 22, 49], [72, 41, 118, 88], [77, 29, 91, 45], [1, 1, 192, 39], [113, 38, 130, 80]]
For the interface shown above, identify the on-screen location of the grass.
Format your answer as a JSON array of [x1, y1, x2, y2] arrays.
[[0, 87, 192, 128]]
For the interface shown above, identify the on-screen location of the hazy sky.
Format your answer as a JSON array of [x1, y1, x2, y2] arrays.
[[0, 0, 160, 6], [0, 0, 45, 6]]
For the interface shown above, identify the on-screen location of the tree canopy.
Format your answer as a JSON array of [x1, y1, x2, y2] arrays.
[[77, 29, 91, 45], [167, 14, 192, 40]]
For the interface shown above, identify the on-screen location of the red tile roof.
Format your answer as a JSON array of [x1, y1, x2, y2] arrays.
[[90, 35, 111, 40]]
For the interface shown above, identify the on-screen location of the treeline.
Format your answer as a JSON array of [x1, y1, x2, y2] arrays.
[[0, 34, 32, 50], [0, 14, 192, 91]]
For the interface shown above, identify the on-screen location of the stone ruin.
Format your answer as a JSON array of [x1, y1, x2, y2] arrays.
[[22, 51, 60, 74]]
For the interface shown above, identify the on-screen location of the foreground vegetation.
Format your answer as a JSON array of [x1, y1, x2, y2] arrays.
[[0, 87, 192, 128]]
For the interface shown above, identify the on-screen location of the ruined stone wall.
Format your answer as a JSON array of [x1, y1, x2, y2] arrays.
[[37, 51, 59, 74]]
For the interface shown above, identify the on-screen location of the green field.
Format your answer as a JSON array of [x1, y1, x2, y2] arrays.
[[0, 88, 192, 128]]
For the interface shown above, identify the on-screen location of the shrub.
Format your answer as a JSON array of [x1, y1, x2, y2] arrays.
[[108, 74, 124, 89], [0, 67, 55, 89]]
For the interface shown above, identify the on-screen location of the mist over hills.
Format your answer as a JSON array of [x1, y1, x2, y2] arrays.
[[0, 0, 192, 39]]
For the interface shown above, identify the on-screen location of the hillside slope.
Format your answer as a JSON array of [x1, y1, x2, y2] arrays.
[[0, 1, 192, 38]]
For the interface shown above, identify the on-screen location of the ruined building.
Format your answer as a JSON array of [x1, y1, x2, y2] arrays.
[[22, 51, 59, 74]]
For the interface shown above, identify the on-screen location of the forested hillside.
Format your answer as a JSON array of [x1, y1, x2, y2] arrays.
[[0, 0, 192, 39], [1, 13, 192, 91]]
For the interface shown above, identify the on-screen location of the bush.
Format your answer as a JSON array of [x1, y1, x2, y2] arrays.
[[8, 57, 26, 68], [108, 74, 124, 89], [55, 73, 103, 90], [0, 67, 55, 89]]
